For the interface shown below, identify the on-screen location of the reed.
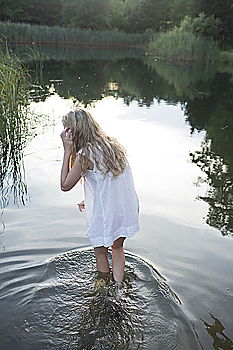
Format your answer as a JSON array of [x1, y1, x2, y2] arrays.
[[0, 21, 149, 47], [10, 45, 144, 63], [0, 47, 32, 208], [148, 28, 219, 63]]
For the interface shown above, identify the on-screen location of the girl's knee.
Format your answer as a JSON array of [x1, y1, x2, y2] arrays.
[[94, 246, 108, 258], [112, 237, 125, 250]]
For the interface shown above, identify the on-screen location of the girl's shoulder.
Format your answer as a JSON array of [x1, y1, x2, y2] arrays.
[[77, 144, 101, 159], [77, 145, 100, 172]]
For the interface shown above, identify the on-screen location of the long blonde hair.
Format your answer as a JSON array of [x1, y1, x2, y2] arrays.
[[62, 108, 128, 176]]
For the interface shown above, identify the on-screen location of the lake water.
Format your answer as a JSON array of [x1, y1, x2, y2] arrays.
[[0, 46, 233, 350]]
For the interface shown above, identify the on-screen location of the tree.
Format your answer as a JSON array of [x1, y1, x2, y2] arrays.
[[61, 0, 112, 30], [125, 0, 171, 32], [179, 13, 222, 41], [194, 0, 233, 45], [0, 0, 62, 26], [169, 0, 196, 25], [0, 0, 31, 22], [108, 0, 128, 30]]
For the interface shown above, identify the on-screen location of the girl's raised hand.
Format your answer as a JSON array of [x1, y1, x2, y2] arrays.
[[60, 128, 73, 153], [77, 201, 85, 212]]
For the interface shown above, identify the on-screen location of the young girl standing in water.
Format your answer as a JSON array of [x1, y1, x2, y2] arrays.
[[60, 108, 139, 284]]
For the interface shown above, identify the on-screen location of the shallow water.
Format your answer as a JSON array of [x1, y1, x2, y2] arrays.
[[0, 248, 201, 350], [0, 47, 233, 349]]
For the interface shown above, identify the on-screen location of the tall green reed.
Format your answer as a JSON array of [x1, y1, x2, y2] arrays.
[[0, 46, 40, 208], [148, 28, 219, 63], [0, 21, 149, 47]]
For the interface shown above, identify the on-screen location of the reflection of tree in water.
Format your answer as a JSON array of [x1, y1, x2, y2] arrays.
[[40, 58, 165, 107], [190, 140, 233, 236], [202, 314, 233, 350], [144, 57, 217, 101], [19, 51, 233, 237], [142, 61, 233, 235], [23, 47, 223, 109], [185, 70, 233, 236], [39, 55, 233, 237], [39, 53, 226, 110]]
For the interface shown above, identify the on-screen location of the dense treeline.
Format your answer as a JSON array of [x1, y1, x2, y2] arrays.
[[0, 0, 61, 26], [0, 0, 232, 46]]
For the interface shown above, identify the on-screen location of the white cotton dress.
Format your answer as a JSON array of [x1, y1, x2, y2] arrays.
[[78, 147, 140, 248]]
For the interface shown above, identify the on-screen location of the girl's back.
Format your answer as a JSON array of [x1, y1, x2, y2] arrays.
[[79, 145, 140, 248]]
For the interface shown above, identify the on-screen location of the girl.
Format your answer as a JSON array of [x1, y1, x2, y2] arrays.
[[60, 108, 139, 285]]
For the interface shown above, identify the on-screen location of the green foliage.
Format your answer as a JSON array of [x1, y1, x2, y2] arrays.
[[0, 0, 232, 48], [0, 47, 31, 206], [108, 0, 128, 30], [193, 0, 233, 46], [169, 0, 195, 25], [0, 47, 50, 207], [0, 21, 149, 47], [125, 0, 171, 32], [179, 13, 221, 41], [61, 0, 112, 30], [0, 0, 173, 33], [0, 0, 62, 25], [218, 50, 233, 66], [148, 28, 219, 62], [62, 0, 153, 32]]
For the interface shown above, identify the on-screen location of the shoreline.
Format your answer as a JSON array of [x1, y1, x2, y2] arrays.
[[0, 41, 143, 48]]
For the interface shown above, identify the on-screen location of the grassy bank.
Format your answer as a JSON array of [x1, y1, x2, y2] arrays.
[[0, 21, 149, 47], [148, 28, 219, 63]]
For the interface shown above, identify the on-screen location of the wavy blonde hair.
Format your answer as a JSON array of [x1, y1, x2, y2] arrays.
[[62, 108, 128, 177]]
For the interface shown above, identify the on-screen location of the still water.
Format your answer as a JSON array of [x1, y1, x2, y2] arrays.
[[0, 46, 233, 350]]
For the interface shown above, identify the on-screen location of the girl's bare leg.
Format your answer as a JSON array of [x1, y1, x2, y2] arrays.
[[94, 246, 110, 273], [112, 237, 126, 284]]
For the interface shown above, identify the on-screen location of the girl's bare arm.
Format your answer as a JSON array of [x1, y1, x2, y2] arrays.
[[60, 128, 82, 191]]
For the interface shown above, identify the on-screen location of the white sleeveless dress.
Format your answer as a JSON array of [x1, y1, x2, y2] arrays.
[[78, 147, 140, 247]]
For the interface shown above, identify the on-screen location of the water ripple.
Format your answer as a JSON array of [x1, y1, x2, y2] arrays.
[[0, 248, 201, 350]]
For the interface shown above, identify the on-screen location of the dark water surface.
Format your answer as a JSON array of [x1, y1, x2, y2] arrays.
[[0, 46, 233, 350]]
